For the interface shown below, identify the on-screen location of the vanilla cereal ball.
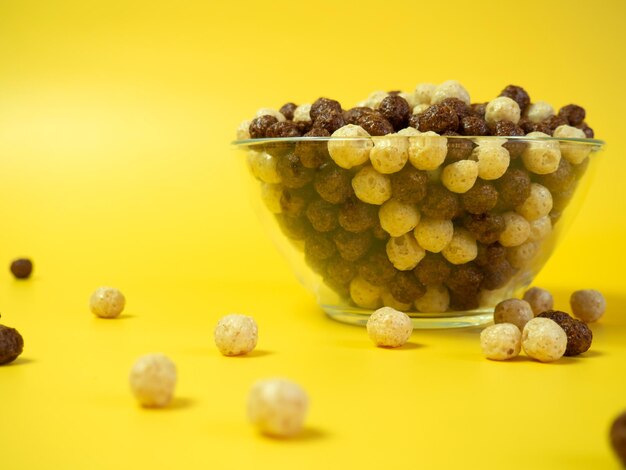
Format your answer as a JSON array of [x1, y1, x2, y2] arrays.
[[414, 217, 454, 253], [522, 317, 567, 362], [260, 183, 283, 214], [386, 233, 426, 270], [494, 299, 534, 331], [362, 90, 388, 109], [398, 91, 417, 108], [516, 183, 553, 221], [523, 287, 554, 315], [441, 228, 477, 265], [441, 160, 479, 193], [412, 104, 430, 115], [408, 131, 448, 171], [570, 289, 606, 323], [521, 132, 562, 175], [381, 289, 413, 312], [328, 124, 373, 169], [528, 216, 552, 242], [237, 120, 251, 140], [507, 241, 538, 269], [90, 287, 126, 319], [414, 83, 437, 105], [350, 276, 382, 309], [214, 314, 258, 356], [379, 199, 421, 237], [351, 166, 392, 205], [256, 108, 286, 122], [396, 127, 420, 137], [432, 80, 471, 105], [480, 323, 522, 361], [472, 140, 510, 180], [415, 285, 450, 313], [524, 101, 554, 123], [129, 353, 177, 408], [247, 151, 282, 184], [293, 103, 312, 122], [498, 212, 530, 247], [485, 96, 521, 125], [554, 125, 591, 165], [370, 135, 409, 174], [247, 378, 308, 438], [366, 306, 413, 348]]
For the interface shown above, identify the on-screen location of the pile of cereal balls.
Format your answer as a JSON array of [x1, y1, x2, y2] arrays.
[[239, 81, 597, 312]]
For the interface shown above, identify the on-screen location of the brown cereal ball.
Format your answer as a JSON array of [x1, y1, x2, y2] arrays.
[[415, 284, 450, 313], [351, 166, 392, 205], [414, 217, 454, 253], [558, 104, 586, 126], [328, 124, 373, 169], [275, 153, 314, 189], [492, 120, 526, 158], [325, 256, 356, 287], [471, 102, 487, 118], [249, 115, 279, 138], [358, 251, 396, 286], [408, 131, 448, 170], [333, 229, 372, 262], [390, 165, 428, 203], [543, 115, 568, 133], [421, 184, 460, 220], [350, 276, 382, 309], [304, 232, 336, 262], [485, 97, 521, 126], [344, 107, 376, 125], [266, 121, 302, 138], [515, 183, 553, 221], [440, 97, 471, 119], [339, 197, 378, 233], [276, 214, 311, 240], [367, 307, 413, 348], [449, 290, 480, 311], [480, 323, 522, 361], [379, 95, 411, 130], [494, 299, 534, 331], [570, 289, 606, 323], [576, 122, 594, 138], [305, 199, 338, 232], [386, 233, 426, 271], [315, 111, 346, 133], [279, 187, 311, 217], [279, 103, 297, 120], [389, 271, 426, 304], [496, 168, 531, 208], [464, 213, 505, 245], [498, 212, 530, 247], [610, 411, 626, 466], [441, 160, 479, 193], [536, 158, 575, 193], [522, 287, 554, 315], [357, 113, 395, 136], [310, 97, 342, 121], [521, 317, 567, 362], [0, 324, 24, 365], [371, 219, 390, 240], [416, 104, 459, 133], [472, 140, 510, 180], [537, 310, 592, 356], [522, 131, 562, 174], [481, 258, 515, 290], [314, 163, 353, 204], [499, 85, 530, 112], [414, 253, 452, 286], [370, 135, 409, 174], [475, 242, 507, 267], [295, 127, 331, 169], [445, 136, 475, 162], [10, 258, 33, 279], [459, 115, 489, 136], [432, 80, 471, 106], [460, 180, 498, 215], [378, 199, 421, 237], [445, 263, 484, 296], [441, 228, 478, 265]]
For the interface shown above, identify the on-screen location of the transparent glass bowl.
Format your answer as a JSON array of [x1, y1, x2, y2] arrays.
[[233, 135, 604, 328]]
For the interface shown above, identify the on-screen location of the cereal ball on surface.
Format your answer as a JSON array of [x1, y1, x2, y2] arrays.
[[414, 217, 454, 253], [390, 165, 428, 203], [537, 310, 592, 356], [521, 132, 561, 175], [351, 166, 392, 205], [129, 353, 177, 408], [366, 307, 413, 348], [248, 378, 308, 438], [415, 104, 459, 134], [528, 216, 552, 242], [441, 228, 478, 265], [558, 104, 586, 126], [570, 289, 606, 323], [333, 229, 372, 262], [432, 80, 471, 105], [485, 97, 521, 125], [494, 299, 534, 331], [415, 284, 450, 313], [515, 183, 553, 221], [386, 233, 426, 271], [214, 314, 259, 356], [441, 160, 479, 193], [248, 151, 281, 184], [314, 163, 353, 204], [414, 253, 452, 286], [472, 141, 510, 180], [499, 85, 530, 112], [420, 184, 460, 220], [480, 323, 521, 361], [90, 287, 126, 319], [524, 101, 554, 123], [523, 287, 554, 315], [379, 199, 421, 237], [414, 83, 437, 105], [610, 411, 626, 467], [339, 197, 378, 233], [408, 131, 448, 170], [327, 124, 373, 169], [521, 318, 567, 362], [460, 181, 498, 214], [237, 120, 251, 140], [498, 212, 530, 247], [0, 324, 24, 365], [370, 135, 409, 174], [10, 258, 33, 279], [506, 241, 538, 269], [496, 168, 531, 208], [350, 276, 382, 309]]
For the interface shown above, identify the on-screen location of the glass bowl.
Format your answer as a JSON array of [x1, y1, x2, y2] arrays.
[[233, 134, 604, 328]]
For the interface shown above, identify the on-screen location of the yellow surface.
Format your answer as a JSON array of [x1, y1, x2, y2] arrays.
[[1, 1, 626, 468]]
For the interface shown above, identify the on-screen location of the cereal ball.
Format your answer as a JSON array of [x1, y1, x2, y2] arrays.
[[266, 121, 302, 138], [279, 102, 297, 120], [366, 307, 413, 348], [310, 97, 342, 121], [441, 228, 478, 265], [325, 257, 356, 288], [420, 184, 460, 220], [515, 183, 553, 221], [553, 125, 591, 165], [441, 160, 479, 193], [314, 163, 353, 204], [388, 270, 425, 304], [357, 113, 394, 136], [351, 166, 392, 205], [333, 229, 372, 262], [416, 104, 459, 134], [507, 241, 538, 269], [350, 276, 382, 309], [237, 120, 251, 140], [275, 153, 313, 189], [472, 141, 510, 180], [432, 80, 471, 106], [558, 104, 586, 126], [396, 127, 421, 137], [537, 158, 575, 193], [499, 85, 530, 112], [553, 124, 586, 140], [415, 284, 450, 313], [305, 232, 337, 266], [10, 258, 33, 279], [480, 323, 522, 361], [576, 122, 594, 139], [214, 314, 258, 356], [339, 197, 378, 233], [464, 213, 505, 245], [485, 97, 521, 126], [129, 353, 177, 408], [386, 233, 426, 270], [610, 411, 626, 466], [460, 181, 498, 214], [381, 289, 413, 312], [293, 103, 312, 122], [256, 108, 287, 122], [327, 124, 373, 169], [522, 287, 554, 315], [524, 101, 554, 123], [412, 103, 430, 115], [371, 219, 390, 240], [481, 257, 515, 291], [295, 127, 331, 169], [471, 102, 487, 118], [449, 290, 480, 311], [475, 242, 507, 267], [398, 92, 417, 108], [0, 324, 24, 365], [521, 317, 567, 362], [305, 199, 337, 232], [247, 378, 308, 438], [446, 135, 475, 161], [494, 299, 534, 331], [570, 289, 606, 323], [492, 120, 526, 158], [90, 287, 126, 319], [498, 212, 530, 247], [379, 95, 411, 130], [496, 168, 531, 208], [528, 215, 552, 242], [408, 131, 448, 170], [414, 217, 454, 253], [315, 111, 346, 134], [260, 183, 283, 214], [370, 135, 409, 174], [414, 83, 437, 105], [248, 151, 281, 184], [379, 199, 420, 237], [279, 187, 310, 217], [358, 252, 396, 286], [537, 310, 592, 356], [361, 90, 388, 109], [414, 253, 452, 286], [445, 263, 484, 296], [390, 165, 428, 203], [276, 214, 310, 241], [344, 107, 375, 125], [459, 115, 489, 136], [249, 115, 279, 138]]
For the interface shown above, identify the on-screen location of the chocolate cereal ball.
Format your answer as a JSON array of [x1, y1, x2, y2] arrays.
[[464, 213, 505, 245], [610, 411, 626, 466], [276, 153, 314, 189], [389, 271, 426, 304], [445, 263, 484, 296], [266, 121, 302, 138], [358, 251, 396, 286], [421, 184, 459, 220], [295, 127, 331, 169], [305, 199, 338, 232], [537, 310, 592, 356], [314, 163, 353, 204], [496, 168, 531, 208], [304, 232, 336, 262], [333, 229, 372, 262], [492, 120, 526, 158], [339, 197, 378, 233], [0, 324, 24, 365], [558, 104, 586, 126], [378, 95, 411, 130], [10, 258, 33, 279], [344, 106, 376, 125], [414, 253, 452, 286], [357, 113, 394, 136], [499, 85, 530, 112], [523, 287, 554, 315], [494, 299, 534, 331], [249, 115, 279, 138], [460, 180, 498, 214], [325, 257, 356, 288], [480, 258, 515, 290], [390, 165, 428, 204], [570, 289, 606, 323], [459, 115, 489, 136], [310, 97, 342, 122], [445, 135, 475, 162], [416, 104, 459, 133]]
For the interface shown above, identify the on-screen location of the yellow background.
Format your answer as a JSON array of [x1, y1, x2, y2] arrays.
[[1, 1, 625, 468]]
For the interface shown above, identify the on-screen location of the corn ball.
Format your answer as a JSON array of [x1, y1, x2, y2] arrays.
[[507, 241, 538, 269], [381, 289, 413, 312], [398, 91, 417, 108], [214, 314, 258, 356], [379, 199, 421, 237], [386, 233, 425, 270], [361, 90, 388, 109], [370, 135, 409, 174], [485, 96, 521, 125], [256, 108, 287, 122], [293, 103, 312, 122], [441, 228, 477, 265], [480, 323, 522, 361], [350, 276, 382, 309], [129, 353, 177, 408], [414, 217, 454, 253], [247, 378, 308, 438], [366, 307, 413, 348], [396, 127, 420, 137], [247, 151, 282, 184], [528, 216, 552, 242], [472, 141, 510, 180], [414, 285, 450, 313], [90, 287, 126, 319], [515, 183, 553, 221], [412, 104, 430, 115], [408, 131, 448, 171], [414, 83, 437, 105], [441, 160, 479, 193], [328, 124, 373, 169], [432, 80, 471, 105], [553, 125, 591, 165], [570, 289, 606, 323], [521, 132, 562, 175], [351, 166, 392, 205], [523, 287, 554, 315], [494, 299, 534, 331], [498, 212, 530, 247], [524, 101, 554, 123], [522, 317, 567, 362]]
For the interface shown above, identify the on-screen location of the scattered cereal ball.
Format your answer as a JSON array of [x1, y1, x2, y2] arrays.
[[386, 233, 426, 270], [390, 165, 428, 204], [248, 151, 282, 184], [247, 378, 308, 438], [366, 307, 413, 348], [521, 132, 562, 175], [370, 135, 409, 174], [523, 287, 554, 315], [499, 85, 531, 112], [506, 241, 538, 269], [414, 217, 454, 253], [214, 314, 258, 356], [256, 108, 287, 122], [351, 166, 392, 205], [260, 183, 283, 214], [89, 287, 126, 319], [521, 317, 567, 362], [414, 83, 437, 105], [10, 258, 33, 279], [610, 411, 626, 467], [441, 160, 479, 193], [570, 289, 606, 323], [327, 124, 373, 169], [537, 310, 592, 356], [496, 168, 531, 208], [407, 131, 448, 170], [350, 276, 382, 309], [441, 228, 477, 265], [524, 101, 554, 123], [381, 289, 413, 311], [494, 299, 534, 331], [554, 125, 591, 164], [129, 353, 177, 408], [432, 80, 471, 106], [379, 199, 420, 237], [472, 140, 510, 180], [515, 183, 553, 221], [528, 215, 552, 242], [415, 284, 450, 313], [485, 96, 521, 125], [0, 324, 24, 365], [498, 212, 530, 247], [480, 323, 521, 361], [237, 120, 251, 140]]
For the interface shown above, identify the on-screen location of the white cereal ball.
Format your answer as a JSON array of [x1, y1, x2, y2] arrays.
[[237, 120, 251, 140], [247, 151, 282, 184], [524, 101, 554, 123], [432, 80, 471, 105], [381, 289, 413, 312], [485, 96, 521, 125], [352, 166, 392, 205], [498, 212, 530, 247], [350, 276, 382, 309], [507, 241, 538, 269], [363, 90, 389, 109], [553, 124, 586, 139], [129, 353, 177, 408], [370, 135, 409, 174], [521, 132, 562, 175], [396, 127, 421, 137], [366, 306, 413, 348], [398, 91, 417, 108], [328, 124, 373, 169], [214, 314, 258, 356], [414, 83, 437, 105], [570, 289, 606, 323], [256, 108, 286, 122], [386, 233, 426, 270], [379, 199, 421, 237], [528, 215, 552, 242], [494, 299, 534, 331], [414, 217, 454, 253], [441, 160, 479, 193], [553, 125, 591, 164], [415, 285, 450, 313], [408, 131, 448, 170], [260, 183, 283, 214], [293, 103, 312, 122], [472, 141, 510, 180], [516, 183, 553, 221], [412, 103, 430, 116], [90, 287, 126, 319], [480, 323, 522, 361], [441, 228, 477, 265], [522, 317, 567, 362], [247, 378, 308, 438], [523, 287, 554, 315]]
